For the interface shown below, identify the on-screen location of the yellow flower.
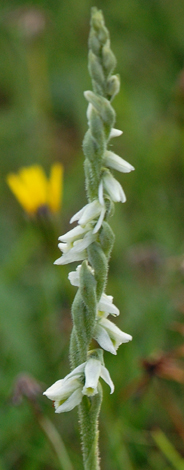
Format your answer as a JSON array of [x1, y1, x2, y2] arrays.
[[6, 163, 63, 215]]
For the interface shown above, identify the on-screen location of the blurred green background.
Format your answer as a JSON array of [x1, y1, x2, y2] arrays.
[[1, 0, 184, 469]]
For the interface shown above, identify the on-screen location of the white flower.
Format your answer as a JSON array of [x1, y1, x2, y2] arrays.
[[83, 358, 114, 396], [104, 151, 134, 173], [58, 224, 90, 243], [109, 128, 123, 139], [43, 363, 85, 413], [102, 171, 126, 203], [68, 263, 94, 287], [94, 317, 132, 355], [43, 358, 114, 413], [98, 293, 119, 317], [93, 297, 132, 354], [70, 189, 106, 234], [54, 231, 97, 265], [70, 201, 102, 226], [54, 184, 107, 265]]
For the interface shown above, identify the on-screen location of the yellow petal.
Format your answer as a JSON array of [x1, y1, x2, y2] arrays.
[[48, 163, 64, 213], [6, 172, 37, 213], [19, 166, 48, 209], [7, 165, 48, 214]]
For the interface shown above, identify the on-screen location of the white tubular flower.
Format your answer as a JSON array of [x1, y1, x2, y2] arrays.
[[94, 317, 132, 355], [102, 171, 126, 203], [109, 128, 123, 139], [93, 296, 132, 354], [98, 293, 119, 317], [82, 358, 114, 396], [43, 363, 85, 413], [68, 264, 81, 287], [70, 195, 106, 234], [70, 201, 102, 226], [58, 224, 90, 243], [43, 358, 114, 413], [54, 231, 97, 265], [68, 263, 94, 287], [104, 151, 135, 173]]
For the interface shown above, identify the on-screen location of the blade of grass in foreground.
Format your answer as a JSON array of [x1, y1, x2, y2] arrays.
[[152, 428, 184, 470]]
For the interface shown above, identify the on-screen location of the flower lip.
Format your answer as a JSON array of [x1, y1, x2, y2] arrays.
[[98, 293, 119, 317], [58, 224, 90, 243], [104, 151, 135, 173], [109, 128, 123, 139], [55, 388, 83, 413], [82, 358, 101, 396], [102, 171, 126, 203], [93, 315, 132, 355]]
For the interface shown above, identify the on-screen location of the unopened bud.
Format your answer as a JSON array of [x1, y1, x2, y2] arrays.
[[88, 50, 105, 92], [106, 75, 120, 99], [84, 91, 115, 128], [88, 31, 101, 55], [102, 45, 116, 75]]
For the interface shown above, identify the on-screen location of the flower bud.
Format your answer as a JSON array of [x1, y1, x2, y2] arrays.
[[88, 50, 105, 93], [84, 90, 115, 128], [106, 75, 120, 100], [88, 31, 101, 55], [99, 221, 115, 259], [102, 45, 116, 75]]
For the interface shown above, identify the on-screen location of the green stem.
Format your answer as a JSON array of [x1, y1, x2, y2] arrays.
[[79, 389, 103, 470]]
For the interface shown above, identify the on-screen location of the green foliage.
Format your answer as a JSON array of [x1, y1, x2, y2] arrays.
[[1, 1, 184, 469]]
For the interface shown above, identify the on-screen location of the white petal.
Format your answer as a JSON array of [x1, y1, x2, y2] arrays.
[[93, 206, 106, 234], [98, 293, 119, 316], [54, 233, 96, 265], [109, 128, 123, 138], [54, 250, 87, 265], [93, 324, 117, 355], [43, 377, 81, 401], [58, 225, 89, 243], [68, 264, 94, 286], [55, 388, 83, 413], [82, 358, 101, 396], [103, 173, 126, 203], [105, 151, 135, 173], [64, 362, 86, 380], [58, 242, 69, 253], [86, 103, 93, 123], [68, 264, 82, 286], [70, 205, 87, 224], [43, 379, 64, 400], [78, 200, 102, 226], [73, 233, 96, 252], [98, 181, 104, 206], [100, 365, 114, 394], [100, 317, 132, 348]]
